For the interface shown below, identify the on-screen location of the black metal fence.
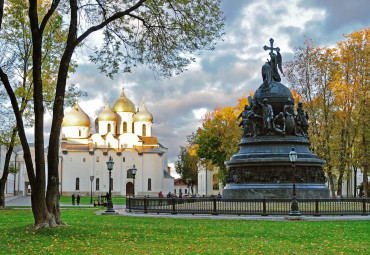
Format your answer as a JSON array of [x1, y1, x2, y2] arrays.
[[127, 197, 370, 216]]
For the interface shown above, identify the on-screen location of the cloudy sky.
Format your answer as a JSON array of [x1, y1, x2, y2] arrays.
[[45, 0, 369, 173]]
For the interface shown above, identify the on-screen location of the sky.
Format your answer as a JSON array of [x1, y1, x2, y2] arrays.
[[39, 0, 369, 174]]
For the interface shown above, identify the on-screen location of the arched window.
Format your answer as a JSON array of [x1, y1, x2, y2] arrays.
[[148, 178, 152, 191], [108, 124, 111, 132], [110, 178, 113, 190], [123, 122, 127, 133], [212, 174, 219, 190], [76, 178, 80, 190], [127, 169, 133, 178], [142, 124, 146, 136], [132, 123, 135, 133], [96, 178, 100, 191]]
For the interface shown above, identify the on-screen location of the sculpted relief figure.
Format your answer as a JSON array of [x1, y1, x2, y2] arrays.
[[296, 102, 309, 138], [283, 98, 295, 135], [261, 98, 274, 135], [237, 105, 260, 138], [262, 38, 284, 87], [273, 112, 286, 136]]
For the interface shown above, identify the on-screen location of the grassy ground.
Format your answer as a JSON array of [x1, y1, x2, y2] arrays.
[[59, 196, 126, 205], [0, 209, 369, 254]]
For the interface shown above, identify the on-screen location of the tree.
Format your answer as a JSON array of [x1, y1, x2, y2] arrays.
[[175, 134, 198, 192], [0, 0, 83, 209], [196, 105, 242, 185], [285, 29, 369, 197], [333, 28, 369, 196], [0, 0, 224, 228], [285, 40, 337, 197]]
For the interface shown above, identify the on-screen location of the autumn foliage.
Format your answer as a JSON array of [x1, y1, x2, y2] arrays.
[[285, 27, 369, 197]]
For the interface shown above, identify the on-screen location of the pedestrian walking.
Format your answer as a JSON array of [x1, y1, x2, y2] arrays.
[[72, 194, 75, 205], [76, 194, 80, 205], [158, 191, 163, 205]]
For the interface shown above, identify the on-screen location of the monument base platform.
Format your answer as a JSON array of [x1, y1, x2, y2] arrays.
[[223, 183, 330, 199]]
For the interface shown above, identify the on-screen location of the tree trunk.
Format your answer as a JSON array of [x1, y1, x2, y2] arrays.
[[363, 133, 368, 197], [326, 166, 336, 197], [45, 0, 79, 226], [0, 178, 7, 209], [28, 0, 58, 229], [0, 128, 17, 208], [337, 174, 343, 197]]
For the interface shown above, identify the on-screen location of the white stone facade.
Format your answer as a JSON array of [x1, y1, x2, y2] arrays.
[[197, 163, 222, 196], [0, 145, 17, 196]]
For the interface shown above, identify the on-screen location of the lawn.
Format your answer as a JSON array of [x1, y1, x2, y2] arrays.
[[59, 196, 126, 205], [0, 209, 369, 254]]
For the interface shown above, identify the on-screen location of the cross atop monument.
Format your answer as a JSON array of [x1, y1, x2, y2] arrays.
[[263, 38, 280, 55]]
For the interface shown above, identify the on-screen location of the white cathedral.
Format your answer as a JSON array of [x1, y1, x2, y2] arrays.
[[59, 87, 174, 197]]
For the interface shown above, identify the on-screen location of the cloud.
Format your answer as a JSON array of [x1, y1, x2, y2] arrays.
[[64, 0, 369, 165]]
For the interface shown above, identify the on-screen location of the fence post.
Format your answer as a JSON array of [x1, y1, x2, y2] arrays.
[[128, 196, 132, 212], [314, 196, 320, 216], [144, 196, 148, 213], [212, 197, 218, 215], [261, 196, 268, 216], [362, 196, 368, 216], [172, 197, 177, 215]]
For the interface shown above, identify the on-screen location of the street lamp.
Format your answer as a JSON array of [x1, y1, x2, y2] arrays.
[[105, 156, 115, 213], [130, 165, 137, 197], [90, 176, 94, 204], [289, 146, 301, 216]]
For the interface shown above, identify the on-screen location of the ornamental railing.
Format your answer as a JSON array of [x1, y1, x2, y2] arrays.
[[127, 197, 369, 216]]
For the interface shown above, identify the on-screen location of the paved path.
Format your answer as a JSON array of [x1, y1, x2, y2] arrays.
[[96, 209, 370, 221], [5, 196, 370, 221], [4, 195, 126, 209]]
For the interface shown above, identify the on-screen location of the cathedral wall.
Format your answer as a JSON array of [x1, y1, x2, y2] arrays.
[[138, 153, 164, 196], [118, 133, 142, 149], [98, 121, 117, 136], [134, 121, 152, 137], [63, 126, 90, 138], [116, 112, 134, 134]]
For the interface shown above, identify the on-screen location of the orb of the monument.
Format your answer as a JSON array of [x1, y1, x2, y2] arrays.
[[254, 81, 293, 114]]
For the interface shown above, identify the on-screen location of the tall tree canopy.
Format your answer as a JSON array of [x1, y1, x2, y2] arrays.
[[0, 0, 225, 228], [285, 28, 369, 197], [176, 97, 247, 186], [175, 133, 198, 189], [0, 0, 83, 209]]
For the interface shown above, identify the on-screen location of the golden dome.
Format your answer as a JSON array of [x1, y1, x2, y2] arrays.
[[112, 87, 136, 113], [134, 101, 153, 122], [98, 102, 117, 121], [62, 99, 91, 127]]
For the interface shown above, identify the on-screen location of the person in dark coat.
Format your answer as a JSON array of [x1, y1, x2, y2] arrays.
[[72, 194, 75, 205], [76, 194, 80, 206]]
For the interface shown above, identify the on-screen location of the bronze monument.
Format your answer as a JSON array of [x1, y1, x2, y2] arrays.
[[223, 38, 330, 199]]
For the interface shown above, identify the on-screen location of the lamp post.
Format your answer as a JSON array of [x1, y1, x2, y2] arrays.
[[90, 176, 94, 204], [105, 156, 115, 213], [289, 146, 301, 216], [130, 165, 137, 197]]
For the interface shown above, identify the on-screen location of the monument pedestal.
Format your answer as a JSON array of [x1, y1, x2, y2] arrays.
[[223, 136, 330, 199], [223, 183, 329, 199]]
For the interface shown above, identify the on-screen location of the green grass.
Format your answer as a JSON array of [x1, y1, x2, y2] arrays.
[[0, 209, 369, 254], [59, 196, 126, 205]]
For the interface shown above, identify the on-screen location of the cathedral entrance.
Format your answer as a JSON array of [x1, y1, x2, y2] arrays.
[[126, 182, 134, 196]]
